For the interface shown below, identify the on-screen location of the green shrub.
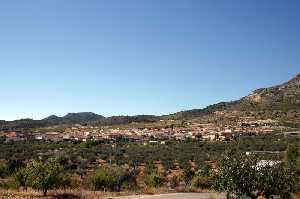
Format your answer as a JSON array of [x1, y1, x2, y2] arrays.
[[0, 164, 8, 178], [183, 168, 195, 185], [144, 174, 165, 188], [0, 180, 17, 190], [87, 166, 136, 191]]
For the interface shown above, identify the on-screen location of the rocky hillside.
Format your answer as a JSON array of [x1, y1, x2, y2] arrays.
[[169, 73, 300, 119], [241, 73, 300, 110]]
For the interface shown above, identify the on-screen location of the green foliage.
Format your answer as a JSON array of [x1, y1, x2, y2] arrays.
[[144, 174, 165, 188], [79, 140, 98, 149], [87, 166, 136, 191], [213, 148, 298, 199], [14, 167, 30, 190], [0, 180, 17, 190], [7, 160, 24, 174], [213, 148, 259, 198], [0, 135, 295, 174], [183, 168, 195, 185], [258, 164, 298, 199], [144, 162, 155, 175], [0, 160, 23, 178], [15, 158, 70, 196], [0, 163, 8, 178], [286, 143, 298, 164]]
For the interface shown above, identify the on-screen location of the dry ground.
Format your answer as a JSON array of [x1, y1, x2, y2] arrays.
[[0, 189, 136, 199], [0, 189, 299, 199]]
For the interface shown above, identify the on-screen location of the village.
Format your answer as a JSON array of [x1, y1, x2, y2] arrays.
[[1, 117, 298, 143]]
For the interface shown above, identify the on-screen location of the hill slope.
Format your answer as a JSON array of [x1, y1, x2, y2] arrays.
[[168, 73, 300, 119]]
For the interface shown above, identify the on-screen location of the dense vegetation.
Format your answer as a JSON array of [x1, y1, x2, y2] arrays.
[[0, 136, 297, 198], [0, 135, 294, 173], [213, 147, 298, 199]]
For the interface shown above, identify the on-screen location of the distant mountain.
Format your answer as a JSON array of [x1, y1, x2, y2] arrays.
[[43, 115, 60, 122], [42, 112, 104, 124]]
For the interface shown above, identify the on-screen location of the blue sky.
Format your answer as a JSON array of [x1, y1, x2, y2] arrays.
[[1, 0, 300, 120]]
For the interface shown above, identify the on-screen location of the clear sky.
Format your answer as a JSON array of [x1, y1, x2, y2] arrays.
[[1, 0, 300, 120]]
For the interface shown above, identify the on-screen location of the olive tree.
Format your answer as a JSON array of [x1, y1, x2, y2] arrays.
[[15, 158, 70, 196], [14, 167, 30, 190], [213, 148, 298, 199]]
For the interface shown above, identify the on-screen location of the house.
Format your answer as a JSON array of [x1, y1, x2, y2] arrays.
[[149, 140, 158, 145], [5, 131, 26, 142], [44, 132, 62, 141], [63, 134, 70, 140], [35, 135, 43, 140], [202, 132, 217, 141]]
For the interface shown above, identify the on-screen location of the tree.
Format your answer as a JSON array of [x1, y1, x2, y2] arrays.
[[213, 148, 298, 199], [213, 148, 259, 198], [286, 143, 298, 164], [258, 164, 297, 199], [14, 167, 30, 190], [26, 158, 69, 196]]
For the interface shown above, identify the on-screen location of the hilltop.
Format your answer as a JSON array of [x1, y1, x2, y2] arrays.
[[43, 112, 104, 124]]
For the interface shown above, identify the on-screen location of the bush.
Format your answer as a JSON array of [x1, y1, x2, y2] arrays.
[[190, 175, 210, 189], [7, 160, 24, 174], [144, 174, 165, 188], [183, 168, 195, 185], [0, 163, 8, 178], [87, 166, 136, 191], [0, 180, 17, 189]]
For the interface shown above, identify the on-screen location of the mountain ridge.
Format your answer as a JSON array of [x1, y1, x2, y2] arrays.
[[42, 112, 104, 124], [1, 73, 300, 129], [167, 73, 300, 119]]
